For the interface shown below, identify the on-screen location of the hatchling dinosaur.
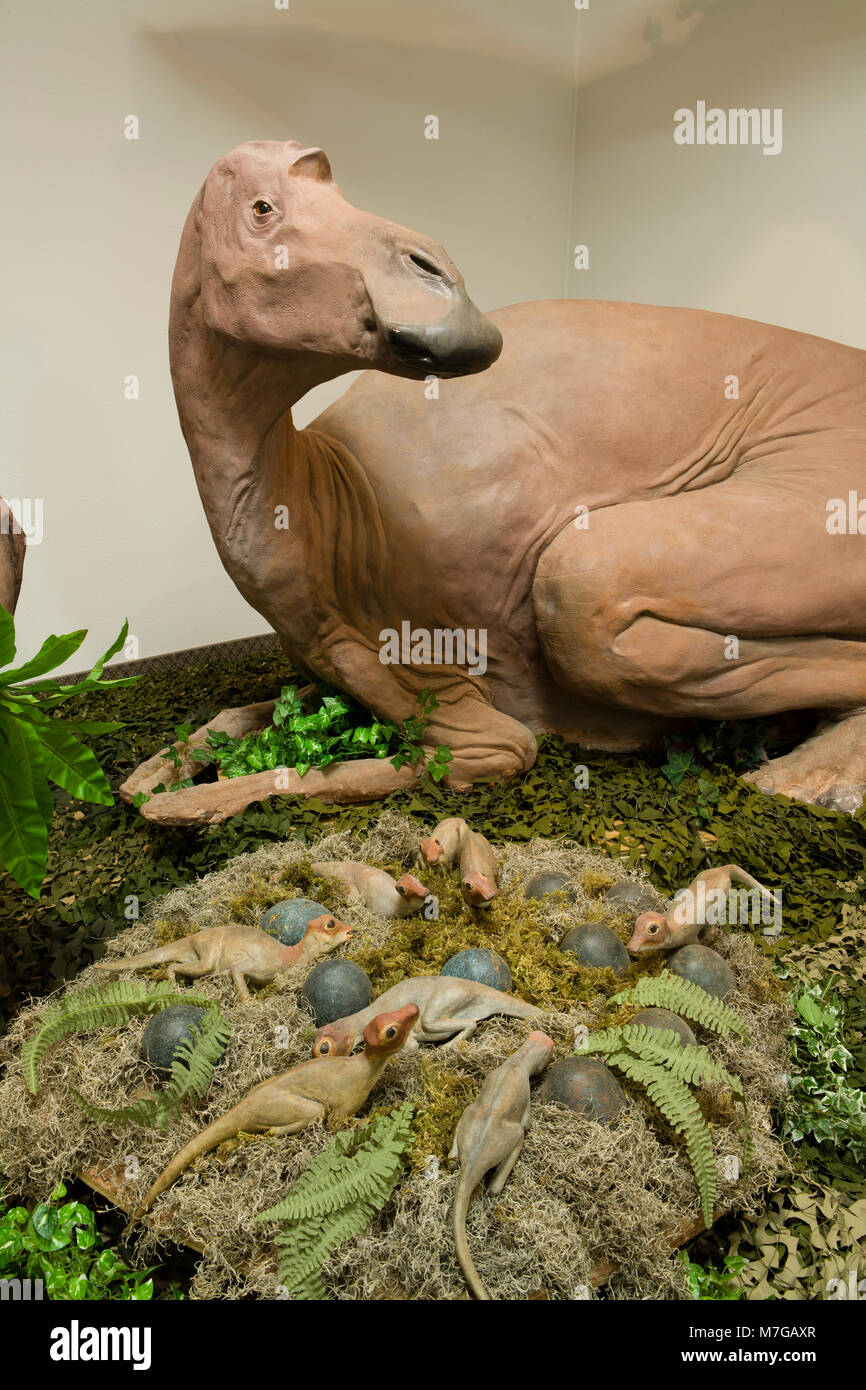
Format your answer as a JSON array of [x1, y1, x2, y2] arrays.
[[95, 916, 352, 999], [125, 137, 866, 826], [138, 1003, 419, 1212], [450, 1031, 555, 1300], [626, 865, 777, 954], [457, 829, 500, 908], [311, 975, 542, 1056], [420, 818, 469, 869], [310, 861, 430, 916]]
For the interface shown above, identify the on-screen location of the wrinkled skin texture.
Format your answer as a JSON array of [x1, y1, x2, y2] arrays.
[[171, 140, 866, 812], [450, 1031, 555, 1300], [138, 1003, 419, 1213], [95, 916, 352, 999]]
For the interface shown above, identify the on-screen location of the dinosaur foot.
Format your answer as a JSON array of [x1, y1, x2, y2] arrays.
[[741, 710, 866, 814]]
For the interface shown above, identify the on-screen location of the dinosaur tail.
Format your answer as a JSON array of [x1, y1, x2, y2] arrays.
[[452, 1169, 490, 1301], [725, 866, 775, 899], [94, 943, 183, 972], [501, 998, 544, 1022], [138, 1107, 247, 1215]]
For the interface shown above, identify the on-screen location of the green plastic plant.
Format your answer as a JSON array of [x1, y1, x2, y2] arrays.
[[577, 1023, 750, 1227], [0, 1180, 155, 1300], [256, 1102, 414, 1300], [679, 1249, 748, 1300], [784, 981, 866, 1161], [0, 611, 138, 896], [199, 683, 452, 783]]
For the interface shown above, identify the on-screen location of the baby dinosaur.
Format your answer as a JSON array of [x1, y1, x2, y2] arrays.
[[95, 916, 352, 999], [312, 975, 542, 1056], [138, 1003, 419, 1213], [420, 817, 469, 868], [458, 828, 499, 908], [450, 1031, 555, 1300], [627, 864, 777, 954], [311, 861, 431, 917]]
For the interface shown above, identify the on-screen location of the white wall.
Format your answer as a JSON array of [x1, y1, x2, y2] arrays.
[[1, 0, 863, 674]]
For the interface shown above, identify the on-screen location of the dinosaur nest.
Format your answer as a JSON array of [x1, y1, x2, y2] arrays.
[[0, 813, 792, 1300]]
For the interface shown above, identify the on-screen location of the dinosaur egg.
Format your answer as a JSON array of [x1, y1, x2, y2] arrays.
[[302, 959, 373, 1027], [141, 1006, 225, 1075], [559, 922, 630, 977], [441, 948, 512, 992], [631, 1008, 697, 1048], [524, 872, 578, 902], [667, 945, 736, 1000], [539, 1057, 626, 1124], [604, 880, 663, 916], [259, 898, 331, 946]]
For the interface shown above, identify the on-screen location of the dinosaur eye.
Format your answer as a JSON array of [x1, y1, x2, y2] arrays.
[[252, 199, 273, 216], [648, 923, 658, 934], [317, 1040, 332, 1055], [325, 919, 336, 930], [385, 1026, 397, 1039]]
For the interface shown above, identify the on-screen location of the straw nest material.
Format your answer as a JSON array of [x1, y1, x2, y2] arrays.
[[0, 813, 792, 1300]]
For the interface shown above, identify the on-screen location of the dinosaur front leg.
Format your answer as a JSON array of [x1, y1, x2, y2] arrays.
[[426, 1017, 480, 1048]]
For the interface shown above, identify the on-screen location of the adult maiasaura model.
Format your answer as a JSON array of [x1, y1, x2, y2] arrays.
[[161, 139, 866, 816]]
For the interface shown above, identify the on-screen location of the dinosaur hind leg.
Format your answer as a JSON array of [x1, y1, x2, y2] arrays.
[[533, 465, 866, 809]]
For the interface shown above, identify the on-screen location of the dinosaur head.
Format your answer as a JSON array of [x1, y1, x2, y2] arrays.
[[461, 870, 498, 907], [311, 1018, 356, 1059], [419, 835, 445, 867], [182, 139, 502, 383], [362, 1004, 420, 1054], [627, 911, 672, 954], [394, 873, 431, 910], [299, 914, 353, 957]]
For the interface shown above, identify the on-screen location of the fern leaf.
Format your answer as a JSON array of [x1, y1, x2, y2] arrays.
[[259, 1103, 414, 1300], [609, 972, 748, 1039], [605, 1050, 718, 1226], [582, 1026, 746, 1103], [22, 979, 214, 1094]]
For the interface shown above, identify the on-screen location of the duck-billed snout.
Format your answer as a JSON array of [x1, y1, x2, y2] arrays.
[[381, 293, 502, 378]]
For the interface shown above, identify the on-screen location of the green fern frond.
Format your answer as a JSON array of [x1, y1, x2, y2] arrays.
[[258, 1103, 414, 1299], [22, 979, 214, 1094], [610, 972, 748, 1039], [69, 1005, 231, 1130], [583, 1026, 746, 1103], [603, 1049, 718, 1226]]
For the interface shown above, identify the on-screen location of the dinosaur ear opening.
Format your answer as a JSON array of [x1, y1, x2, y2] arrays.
[[287, 147, 333, 183]]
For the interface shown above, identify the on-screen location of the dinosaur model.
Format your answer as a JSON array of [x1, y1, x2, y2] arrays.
[[457, 828, 500, 908], [138, 1003, 419, 1212], [626, 865, 777, 954], [126, 138, 866, 825], [420, 818, 468, 868], [95, 916, 352, 999], [311, 975, 542, 1056], [450, 1031, 555, 1300], [310, 861, 430, 916]]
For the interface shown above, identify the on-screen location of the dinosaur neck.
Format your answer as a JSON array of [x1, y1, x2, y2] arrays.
[[351, 1047, 392, 1090]]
